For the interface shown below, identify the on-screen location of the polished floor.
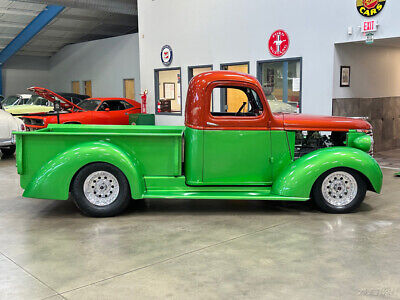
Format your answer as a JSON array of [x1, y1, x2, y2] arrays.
[[0, 150, 399, 300]]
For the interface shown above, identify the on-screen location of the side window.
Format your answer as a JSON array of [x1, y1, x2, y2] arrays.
[[71, 97, 82, 105], [98, 101, 110, 111], [38, 98, 47, 105], [99, 100, 128, 111], [210, 86, 263, 117], [121, 101, 133, 109]]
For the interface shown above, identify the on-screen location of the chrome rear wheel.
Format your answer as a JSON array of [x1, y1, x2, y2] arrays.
[[83, 171, 120, 206], [72, 163, 130, 217]]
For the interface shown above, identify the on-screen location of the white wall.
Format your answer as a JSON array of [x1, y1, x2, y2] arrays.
[[2, 55, 50, 96], [49, 33, 141, 99], [334, 43, 400, 99], [137, 0, 400, 125]]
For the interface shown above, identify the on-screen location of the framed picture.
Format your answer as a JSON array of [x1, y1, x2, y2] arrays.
[[163, 82, 175, 100], [340, 66, 351, 87]]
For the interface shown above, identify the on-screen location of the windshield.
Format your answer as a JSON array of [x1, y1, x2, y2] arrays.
[[77, 99, 101, 111], [26, 95, 49, 106], [3, 96, 20, 106]]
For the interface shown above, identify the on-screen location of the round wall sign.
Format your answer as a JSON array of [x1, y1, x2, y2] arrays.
[[268, 30, 289, 57], [161, 45, 173, 66], [357, 0, 386, 17]]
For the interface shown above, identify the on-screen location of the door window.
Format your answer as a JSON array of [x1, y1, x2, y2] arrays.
[[98, 100, 128, 111], [211, 86, 263, 117], [258, 59, 301, 113], [155, 68, 182, 114], [220, 63, 250, 112]]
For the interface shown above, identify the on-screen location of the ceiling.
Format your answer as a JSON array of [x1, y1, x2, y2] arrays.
[[0, 0, 138, 57]]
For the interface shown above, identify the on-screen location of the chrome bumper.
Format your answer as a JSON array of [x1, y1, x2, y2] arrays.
[[0, 135, 15, 147]]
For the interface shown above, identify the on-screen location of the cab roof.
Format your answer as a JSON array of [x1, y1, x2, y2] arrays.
[[185, 71, 269, 129]]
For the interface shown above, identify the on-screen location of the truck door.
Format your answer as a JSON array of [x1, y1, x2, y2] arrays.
[[202, 83, 272, 185]]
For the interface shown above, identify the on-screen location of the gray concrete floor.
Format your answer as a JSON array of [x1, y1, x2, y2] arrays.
[[0, 150, 399, 300]]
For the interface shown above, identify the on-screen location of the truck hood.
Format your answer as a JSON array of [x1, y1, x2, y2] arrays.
[[276, 113, 372, 131]]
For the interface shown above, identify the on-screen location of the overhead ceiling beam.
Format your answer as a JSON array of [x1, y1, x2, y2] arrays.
[[0, 5, 64, 94], [0, 7, 137, 27], [12, 0, 137, 15], [0, 5, 64, 65], [42, 24, 136, 36], [60, 12, 137, 27]]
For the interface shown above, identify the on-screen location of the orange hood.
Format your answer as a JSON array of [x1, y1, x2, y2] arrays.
[[274, 113, 372, 132]]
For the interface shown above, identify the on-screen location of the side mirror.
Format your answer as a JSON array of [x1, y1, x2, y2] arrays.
[[105, 108, 110, 112]]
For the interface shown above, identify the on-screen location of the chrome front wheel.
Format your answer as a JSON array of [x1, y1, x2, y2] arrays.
[[321, 171, 358, 207], [313, 168, 367, 213]]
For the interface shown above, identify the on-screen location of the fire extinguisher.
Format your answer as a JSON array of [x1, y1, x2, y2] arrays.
[[157, 101, 161, 113], [140, 89, 148, 114]]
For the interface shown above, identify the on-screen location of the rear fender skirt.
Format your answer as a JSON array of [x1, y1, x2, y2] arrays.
[[23, 141, 145, 200], [271, 146, 382, 198]]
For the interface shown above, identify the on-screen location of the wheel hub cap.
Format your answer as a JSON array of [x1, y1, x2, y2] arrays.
[[83, 171, 119, 206], [321, 171, 358, 207]]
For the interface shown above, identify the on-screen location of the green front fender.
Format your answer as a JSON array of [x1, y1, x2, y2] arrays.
[[271, 147, 382, 198], [23, 141, 145, 200]]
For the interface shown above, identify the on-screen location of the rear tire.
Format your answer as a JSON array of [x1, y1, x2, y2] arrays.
[[1, 145, 16, 156], [312, 168, 366, 213], [71, 163, 130, 217]]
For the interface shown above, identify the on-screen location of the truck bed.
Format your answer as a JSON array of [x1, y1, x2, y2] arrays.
[[15, 124, 184, 190]]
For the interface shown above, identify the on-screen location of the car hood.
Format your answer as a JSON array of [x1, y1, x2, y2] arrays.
[[274, 113, 372, 131], [28, 87, 83, 111]]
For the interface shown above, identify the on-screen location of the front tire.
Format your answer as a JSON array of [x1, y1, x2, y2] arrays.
[[312, 168, 366, 213], [71, 163, 130, 217]]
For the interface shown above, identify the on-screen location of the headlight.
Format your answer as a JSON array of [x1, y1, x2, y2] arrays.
[[352, 135, 372, 153]]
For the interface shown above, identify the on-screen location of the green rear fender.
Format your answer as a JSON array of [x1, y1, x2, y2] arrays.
[[23, 141, 145, 200], [271, 147, 383, 198]]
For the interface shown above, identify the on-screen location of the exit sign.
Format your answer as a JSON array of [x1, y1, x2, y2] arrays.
[[361, 20, 378, 33]]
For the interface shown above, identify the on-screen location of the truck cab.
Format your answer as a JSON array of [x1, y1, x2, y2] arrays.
[[15, 71, 382, 217]]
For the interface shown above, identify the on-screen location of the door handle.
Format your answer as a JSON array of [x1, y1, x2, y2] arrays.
[[206, 122, 218, 126]]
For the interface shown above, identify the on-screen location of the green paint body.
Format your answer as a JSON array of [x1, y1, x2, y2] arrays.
[[15, 123, 382, 202]]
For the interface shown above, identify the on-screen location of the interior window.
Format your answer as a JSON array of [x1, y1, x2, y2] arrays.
[[258, 59, 301, 113], [210, 86, 263, 117], [155, 68, 182, 114]]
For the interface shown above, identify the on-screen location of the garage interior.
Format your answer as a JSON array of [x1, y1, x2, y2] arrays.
[[0, 0, 400, 299]]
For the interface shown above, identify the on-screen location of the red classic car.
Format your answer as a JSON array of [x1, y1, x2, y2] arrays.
[[21, 87, 141, 130]]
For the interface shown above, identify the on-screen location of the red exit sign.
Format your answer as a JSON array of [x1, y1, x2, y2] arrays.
[[362, 20, 378, 33]]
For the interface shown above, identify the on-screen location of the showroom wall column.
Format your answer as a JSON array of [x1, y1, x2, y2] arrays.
[[0, 5, 64, 95]]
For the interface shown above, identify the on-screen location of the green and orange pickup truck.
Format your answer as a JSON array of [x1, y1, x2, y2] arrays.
[[15, 71, 382, 217]]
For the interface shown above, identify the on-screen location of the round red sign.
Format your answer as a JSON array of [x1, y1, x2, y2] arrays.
[[268, 30, 289, 57]]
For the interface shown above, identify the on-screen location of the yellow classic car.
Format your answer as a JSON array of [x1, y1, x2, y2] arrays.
[[4, 95, 53, 115]]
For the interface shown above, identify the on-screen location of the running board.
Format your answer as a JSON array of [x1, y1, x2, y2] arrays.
[[143, 190, 308, 201]]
